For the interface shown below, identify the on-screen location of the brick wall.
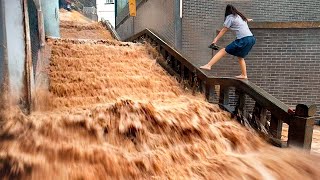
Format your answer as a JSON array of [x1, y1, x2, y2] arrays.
[[182, 0, 320, 119], [213, 29, 320, 115], [0, 1, 5, 91], [250, 29, 320, 111], [182, 0, 320, 62]]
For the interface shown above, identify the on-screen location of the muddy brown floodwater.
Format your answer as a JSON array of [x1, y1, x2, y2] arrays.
[[0, 10, 319, 179]]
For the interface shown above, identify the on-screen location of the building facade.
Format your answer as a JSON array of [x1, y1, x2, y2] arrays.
[[115, 0, 320, 119], [116, 0, 128, 16], [97, 0, 116, 27]]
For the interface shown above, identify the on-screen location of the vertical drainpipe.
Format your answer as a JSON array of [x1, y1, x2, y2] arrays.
[[0, 0, 9, 110], [23, 0, 33, 113], [180, 0, 182, 18], [34, 0, 45, 47], [174, 0, 182, 50], [115, 0, 117, 26], [41, 0, 60, 38]]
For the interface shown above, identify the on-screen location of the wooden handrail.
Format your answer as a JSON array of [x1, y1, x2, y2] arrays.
[[101, 19, 121, 41], [126, 28, 316, 150], [126, 29, 290, 121]]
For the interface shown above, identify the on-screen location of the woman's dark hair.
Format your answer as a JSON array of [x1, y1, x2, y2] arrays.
[[225, 4, 248, 21]]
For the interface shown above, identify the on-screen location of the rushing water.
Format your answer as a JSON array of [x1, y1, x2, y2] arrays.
[[0, 10, 319, 179]]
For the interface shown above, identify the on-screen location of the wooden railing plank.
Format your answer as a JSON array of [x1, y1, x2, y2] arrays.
[[219, 86, 229, 106], [270, 114, 282, 139]]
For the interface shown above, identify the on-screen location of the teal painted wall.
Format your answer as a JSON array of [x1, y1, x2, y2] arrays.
[[117, 0, 128, 15], [0, 0, 6, 92], [41, 0, 60, 37]]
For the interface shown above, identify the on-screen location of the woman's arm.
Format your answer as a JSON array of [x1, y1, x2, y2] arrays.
[[213, 27, 228, 44]]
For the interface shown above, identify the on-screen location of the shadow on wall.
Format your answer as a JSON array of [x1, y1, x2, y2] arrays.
[[116, 0, 175, 46], [28, 0, 40, 74], [59, 0, 65, 8], [0, 0, 7, 110]]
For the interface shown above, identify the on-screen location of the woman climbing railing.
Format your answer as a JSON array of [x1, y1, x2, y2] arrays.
[[126, 28, 317, 150]]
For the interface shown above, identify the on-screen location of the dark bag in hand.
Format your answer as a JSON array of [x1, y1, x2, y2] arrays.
[[208, 43, 220, 50]]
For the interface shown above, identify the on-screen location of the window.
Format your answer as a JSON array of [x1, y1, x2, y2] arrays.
[[105, 0, 115, 4]]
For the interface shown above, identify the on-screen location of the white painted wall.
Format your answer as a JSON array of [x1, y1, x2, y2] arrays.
[[96, 0, 115, 27], [5, 0, 26, 102]]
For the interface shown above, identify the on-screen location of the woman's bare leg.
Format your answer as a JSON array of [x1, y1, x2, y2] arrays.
[[200, 48, 227, 70], [236, 57, 248, 79]]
